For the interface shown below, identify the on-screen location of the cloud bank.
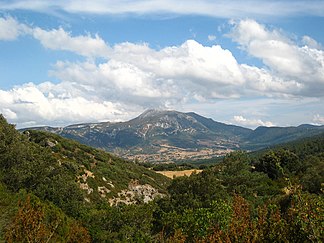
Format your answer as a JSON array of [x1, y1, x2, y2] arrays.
[[0, 16, 323, 128], [0, 16, 29, 40], [1, 0, 324, 18], [233, 115, 274, 127]]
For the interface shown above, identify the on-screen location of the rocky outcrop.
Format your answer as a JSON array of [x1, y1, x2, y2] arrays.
[[109, 180, 165, 206]]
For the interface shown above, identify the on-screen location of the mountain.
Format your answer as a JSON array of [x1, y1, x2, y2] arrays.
[[243, 124, 324, 150], [22, 109, 324, 162]]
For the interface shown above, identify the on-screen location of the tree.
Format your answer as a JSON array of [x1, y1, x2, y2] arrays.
[[255, 151, 283, 179], [6, 195, 50, 243]]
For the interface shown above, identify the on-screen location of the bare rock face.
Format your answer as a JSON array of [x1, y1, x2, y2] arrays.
[[98, 186, 111, 198], [77, 168, 95, 196], [109, 180, 165, 206], [46, 139, 57, 148]]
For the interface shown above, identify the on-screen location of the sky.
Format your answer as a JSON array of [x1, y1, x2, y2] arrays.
[[0, 0, 324, 129]]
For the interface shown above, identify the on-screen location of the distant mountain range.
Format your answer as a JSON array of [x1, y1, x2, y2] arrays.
[[22, 109, 324, 162]]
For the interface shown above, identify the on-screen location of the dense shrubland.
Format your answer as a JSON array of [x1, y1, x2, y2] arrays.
[[0, 115, 323, 242]]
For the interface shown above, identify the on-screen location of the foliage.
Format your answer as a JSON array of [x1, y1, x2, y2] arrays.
[[177, 200, 232, 241], [300, 155, 324, 193], [286, 191, 324, 241], [254, 149, 302, 179], [4, 192, 90, 243], [82, 202, 157, 242]]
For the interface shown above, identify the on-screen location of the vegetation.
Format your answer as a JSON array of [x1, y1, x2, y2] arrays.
[[0, 115, 323, 242]]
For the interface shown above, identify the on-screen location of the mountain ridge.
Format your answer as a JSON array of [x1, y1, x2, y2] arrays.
[[21, 109, 324, 162]]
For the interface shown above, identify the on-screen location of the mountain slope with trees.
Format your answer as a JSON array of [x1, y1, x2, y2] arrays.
[[0, 115, 170, 241]]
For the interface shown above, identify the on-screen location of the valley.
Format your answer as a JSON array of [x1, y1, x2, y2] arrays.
[[118, 144, 234, 163]]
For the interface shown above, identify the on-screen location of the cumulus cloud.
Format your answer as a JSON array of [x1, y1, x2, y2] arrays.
[[0, 82, 138, 128], [50, 35, 321, 100], [32, 27, 110, 58], [233, 115, 274, 128], [302, 36, 323, 50], [0, 16, 110, 58], [1, 0, 324, 18], [313, 114, 324, 125], [229, 19, 324, 96], [2, 17, 322, 99], [49, 60, 176, 104], [240, 65, 304, 96], [113, 40, 244, 85], [48, 40, 248, 104], [0, 16, 29, 40], [208, 35, 216, 41]]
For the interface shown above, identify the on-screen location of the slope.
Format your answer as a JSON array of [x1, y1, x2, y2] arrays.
[[0, 114, 170, 240]]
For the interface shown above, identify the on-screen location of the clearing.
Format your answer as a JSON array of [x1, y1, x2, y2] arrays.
[[156, 169, 203, 179]]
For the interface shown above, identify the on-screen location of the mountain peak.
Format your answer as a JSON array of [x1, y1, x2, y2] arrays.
[[137, 109, 174, 119]]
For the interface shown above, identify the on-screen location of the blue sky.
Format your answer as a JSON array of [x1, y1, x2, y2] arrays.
[[0, 0, 324, 128]]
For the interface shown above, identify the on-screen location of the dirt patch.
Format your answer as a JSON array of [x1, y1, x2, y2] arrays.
[[156, 169, 203, 179]]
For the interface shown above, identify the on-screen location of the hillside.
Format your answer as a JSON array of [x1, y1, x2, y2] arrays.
[[23, 109, 324, 162], [25, 129, 169, 203], [243, 124, 324, 150], [0, 115, 170, 241], [150, 133, 324, 241]]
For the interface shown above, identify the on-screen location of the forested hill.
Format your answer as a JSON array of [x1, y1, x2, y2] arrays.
[[0, 114, 323, 242], [0, 115, 169, 241], [151, 134, 324, 241]]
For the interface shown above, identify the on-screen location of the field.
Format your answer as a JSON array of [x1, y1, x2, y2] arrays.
[[156, 169, 203, 179]]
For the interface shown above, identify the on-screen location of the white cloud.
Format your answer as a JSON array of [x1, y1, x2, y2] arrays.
[[302, 36, 323, 50], [48, 40, 247, 104], [240, 65, 304, 96], [49, 60, 176, 103], [233, 115, 274, 128], [32, 27, 110, 58], [208, 35, 216, 41], [230, 19, 305, 77], [49, 36, 321, 101], [0, 108, 17, 120], [229, 19, 324, 97], [0, 16, 29, 40], [2, 17, 323, 99], [313, 114, 324, 125], [0, 82, 137, 128], [0, 16, 110, 58], [1, 0, 324, 18], [111, 40, 245, 97]]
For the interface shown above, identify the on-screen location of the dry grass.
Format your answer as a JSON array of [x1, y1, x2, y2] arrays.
[[156, 169, 203, 179]]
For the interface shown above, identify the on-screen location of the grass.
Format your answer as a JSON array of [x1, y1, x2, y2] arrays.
[[156, 169, 203, 179]]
